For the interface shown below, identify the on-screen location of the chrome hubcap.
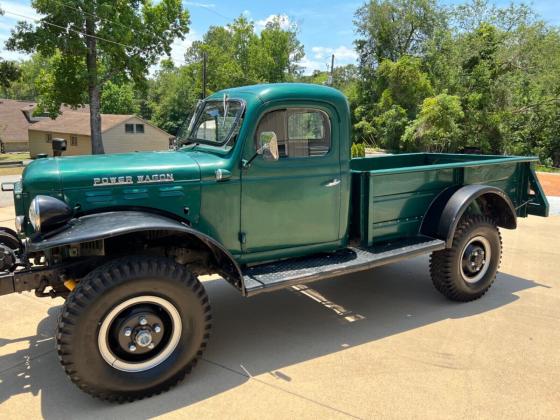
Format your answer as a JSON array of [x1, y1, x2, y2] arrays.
[[135, 330, 153, 348]]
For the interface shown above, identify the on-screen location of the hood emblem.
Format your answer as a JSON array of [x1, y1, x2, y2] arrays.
[[94, 174, 174, 187]]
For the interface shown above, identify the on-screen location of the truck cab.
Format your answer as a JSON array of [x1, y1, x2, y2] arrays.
[[0, 83, 549, 402]]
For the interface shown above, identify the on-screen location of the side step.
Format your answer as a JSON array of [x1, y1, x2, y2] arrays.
[[242, 235, 445, 296]]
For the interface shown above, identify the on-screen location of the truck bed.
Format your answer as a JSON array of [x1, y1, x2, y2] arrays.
[[350, 153, 548, 246]]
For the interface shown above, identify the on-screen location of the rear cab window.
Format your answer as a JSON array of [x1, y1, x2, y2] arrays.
[[255, 108, 331, 158]]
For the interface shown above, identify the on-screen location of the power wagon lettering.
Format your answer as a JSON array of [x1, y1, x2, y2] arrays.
[[93, 174, 174, 186]]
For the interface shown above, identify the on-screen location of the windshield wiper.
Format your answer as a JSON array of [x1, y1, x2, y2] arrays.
[[177, 138, 199, 148]]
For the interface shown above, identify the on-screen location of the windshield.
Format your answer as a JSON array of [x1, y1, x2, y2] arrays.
[[183, 99, 244, 148]]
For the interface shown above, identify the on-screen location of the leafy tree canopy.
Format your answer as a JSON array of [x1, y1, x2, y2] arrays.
[[7, 0, 189, 153]]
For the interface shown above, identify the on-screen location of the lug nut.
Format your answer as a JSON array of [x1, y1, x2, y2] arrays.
[[123, 327, 132, 337], [129, 344, 137, 352], [148, 343, 155, 349], [153, 324, 161, 333], [139, 316, 148, 326]]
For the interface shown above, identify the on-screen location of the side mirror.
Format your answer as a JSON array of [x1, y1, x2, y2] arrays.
[[258, 131, 279, 161]]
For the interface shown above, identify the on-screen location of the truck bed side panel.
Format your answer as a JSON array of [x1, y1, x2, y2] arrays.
[[350, 153, 546, 246], [366, 169, 454, 244]]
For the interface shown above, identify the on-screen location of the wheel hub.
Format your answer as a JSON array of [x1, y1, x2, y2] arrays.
[[464, 245, 485, 273], [115, 310, 165, 355], [97, 296, 182, 372], [135, 330, 153, 348], [460, 236, 491, 284]]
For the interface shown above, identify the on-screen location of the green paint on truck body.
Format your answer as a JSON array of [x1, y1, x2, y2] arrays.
[[13, 84, 548, 263]]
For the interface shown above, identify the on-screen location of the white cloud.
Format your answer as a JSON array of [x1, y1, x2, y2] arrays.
[[299, 45, 358, 75], [255, 14, 293, 31], [299, 56, 329, 75], [311, 46, 358, 61], [0, 0, 42, 21], [0, 0, 41, 60], [172, 30, 199, 65]]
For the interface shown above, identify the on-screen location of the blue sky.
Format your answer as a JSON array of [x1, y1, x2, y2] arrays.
[[1, 0, 559, 75]]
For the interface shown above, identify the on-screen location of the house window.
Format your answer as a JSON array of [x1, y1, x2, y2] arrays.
[[70, 135, 78, 146], [125, 124, 134, 133], [46, 133, 52, 143], [135, 124, 145, 133]]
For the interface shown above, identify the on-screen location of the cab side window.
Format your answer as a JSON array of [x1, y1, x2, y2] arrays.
[[255, 108, 331, 159]]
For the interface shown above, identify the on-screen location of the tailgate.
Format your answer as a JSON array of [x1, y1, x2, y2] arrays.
[[527, 167, 549, 217]]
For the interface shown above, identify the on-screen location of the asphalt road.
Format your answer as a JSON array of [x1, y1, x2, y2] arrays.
[[0, 209, 558, 419]]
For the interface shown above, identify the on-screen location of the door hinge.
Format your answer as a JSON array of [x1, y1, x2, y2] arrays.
[[239, 232, 246, 244]]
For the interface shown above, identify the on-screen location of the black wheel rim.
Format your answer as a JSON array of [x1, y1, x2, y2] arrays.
[[98, 296, 182, 372]]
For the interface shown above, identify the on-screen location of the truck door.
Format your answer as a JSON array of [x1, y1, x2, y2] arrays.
[[240, 106, 341, 255]]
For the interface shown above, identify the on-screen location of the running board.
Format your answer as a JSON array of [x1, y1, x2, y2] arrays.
[[242, 236, 445, 296]]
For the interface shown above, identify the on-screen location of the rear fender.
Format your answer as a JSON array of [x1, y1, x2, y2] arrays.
[[421, 185, 517, 248]]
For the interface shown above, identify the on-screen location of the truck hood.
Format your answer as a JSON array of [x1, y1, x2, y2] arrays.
[[23, 150, 201, 191]]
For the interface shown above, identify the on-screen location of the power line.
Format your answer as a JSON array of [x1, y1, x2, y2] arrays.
[[48, 0, 135, 32], [184, 2, 233, 21], [2, 9, 138, 50], [2, 7, 194, 66]]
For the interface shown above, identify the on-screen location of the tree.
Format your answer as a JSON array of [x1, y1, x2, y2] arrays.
[[100, 81, 139, 115], [402, 93, 464, 152], [374, 105, 409, 150], [185, 16, 304, 92], [0, 8, 21, 92], [376, 56, 433, 117], [147, 61, 200, 136], [0, 60, 20, 93], [353, 56, 432, 149], [258, 17, 305, 81], [7, 0, 189, 154], [1, 54, 50, 100], [355, 0, 444, 68]]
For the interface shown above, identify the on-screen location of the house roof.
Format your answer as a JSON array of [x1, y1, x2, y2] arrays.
[[29, 112, 139, 136], [0, 99, 36, 143]]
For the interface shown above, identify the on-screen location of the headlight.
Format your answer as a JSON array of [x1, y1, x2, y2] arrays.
[[28, 195, 73, 233], [29, 197, 41, 232]]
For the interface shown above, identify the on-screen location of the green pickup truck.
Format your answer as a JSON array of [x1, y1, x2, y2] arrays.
[[0, 84, 549, 401]]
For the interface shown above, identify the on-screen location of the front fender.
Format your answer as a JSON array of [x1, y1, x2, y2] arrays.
[[27, 211, 244, 292]]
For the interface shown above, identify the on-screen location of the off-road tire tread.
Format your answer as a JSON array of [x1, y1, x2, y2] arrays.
[[56, 256, 211, 403], [430, 215, 502, 302]]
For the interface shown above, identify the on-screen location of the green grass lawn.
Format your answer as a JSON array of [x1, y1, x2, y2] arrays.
[[0, 152, 30, 162], [536, 164, 560, 173]]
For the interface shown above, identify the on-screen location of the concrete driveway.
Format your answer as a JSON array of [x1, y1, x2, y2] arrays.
[[0, 176, 21, 209], [0, 208, 558, 419]]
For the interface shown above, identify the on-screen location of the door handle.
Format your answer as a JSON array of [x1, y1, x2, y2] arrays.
[[325, 178, 341, 187]]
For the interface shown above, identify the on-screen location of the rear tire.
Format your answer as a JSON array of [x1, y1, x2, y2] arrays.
[[56, 256, 211, 402], [430, 215, 502, 302]]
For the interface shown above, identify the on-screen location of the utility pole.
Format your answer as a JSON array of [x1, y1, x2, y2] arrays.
[[327, 54, 335, 86], [202, 51, 207, 99]]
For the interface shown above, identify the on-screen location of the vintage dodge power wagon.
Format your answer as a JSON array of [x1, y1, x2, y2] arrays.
[[0, 84, 549, 401]]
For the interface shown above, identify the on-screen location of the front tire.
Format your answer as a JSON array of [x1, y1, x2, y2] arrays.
[[430, 215, 502, 302], [56, 256, 211, 402]]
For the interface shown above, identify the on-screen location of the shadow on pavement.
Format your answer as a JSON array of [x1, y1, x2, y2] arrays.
[[0, 256, 545, 418]]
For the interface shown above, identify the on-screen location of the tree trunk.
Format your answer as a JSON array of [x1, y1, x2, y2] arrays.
[[85, 15, 104, 154]]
